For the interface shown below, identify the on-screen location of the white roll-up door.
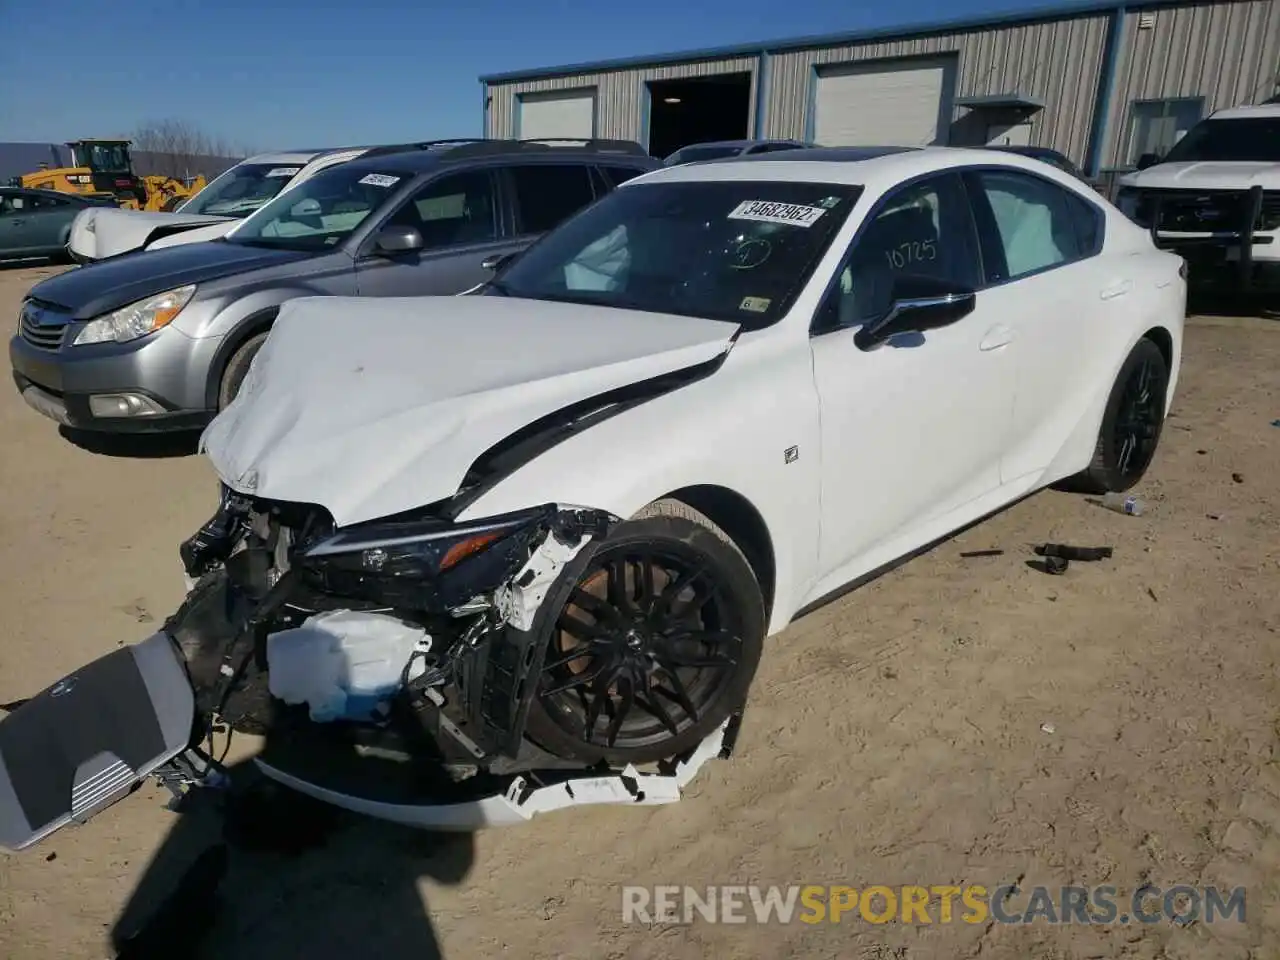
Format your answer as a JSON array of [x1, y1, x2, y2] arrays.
[[518, 91, 596, 140], [814, 58, 954, 147]]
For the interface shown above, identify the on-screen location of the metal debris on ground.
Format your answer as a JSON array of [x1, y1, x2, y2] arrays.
[[1043, 555, 1069, 575], [1040, 722, 1056, 734], [959, 549, 1005, 558], [1035, 543, 1114, 562]]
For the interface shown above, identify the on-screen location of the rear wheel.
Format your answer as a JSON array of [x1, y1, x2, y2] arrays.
[[1077, 337, 1169, 493], [217, 332, 269, 410], [523, 499, 765, 766]]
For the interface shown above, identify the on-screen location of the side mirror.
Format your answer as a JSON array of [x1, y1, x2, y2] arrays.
[[374, 225, 424, 255], [854, 275, 976, 351], [481, 252, 514, 272], [1135, 152, 1161, 171]]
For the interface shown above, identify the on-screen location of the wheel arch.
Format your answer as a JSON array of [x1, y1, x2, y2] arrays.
[[655, 484, 777, 624], [203, 307, 279, 410], [1141, 324, 1173, 374]]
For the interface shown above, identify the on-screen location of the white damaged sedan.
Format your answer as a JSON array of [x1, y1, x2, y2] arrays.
[[0, 146, 1185, 848]]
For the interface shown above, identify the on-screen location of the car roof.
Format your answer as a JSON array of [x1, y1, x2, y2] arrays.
[[1210, 103, 1280, 120], [239, 150, 326, 165], [328, 139, 658, 177], [676, 139, 801, 150], [630, 145, 1085, 190]]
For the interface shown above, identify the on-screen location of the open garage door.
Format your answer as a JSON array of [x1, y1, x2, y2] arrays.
[[814, 58, 955, 147], [517, 90, 596, 140]]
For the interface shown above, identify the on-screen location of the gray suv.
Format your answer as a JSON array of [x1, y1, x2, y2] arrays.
[[10, 138, 658, 434]]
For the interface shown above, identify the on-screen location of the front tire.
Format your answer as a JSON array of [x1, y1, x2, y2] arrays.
[[217, 332, 269, 410], [1076, 337, 1169, 494], [523, 499, 765, 766]]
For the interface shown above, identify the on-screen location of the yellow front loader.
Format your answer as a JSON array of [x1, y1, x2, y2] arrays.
[[13, 139, 207, 211]]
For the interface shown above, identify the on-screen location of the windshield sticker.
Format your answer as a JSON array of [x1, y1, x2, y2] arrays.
[[728, 200, 826, 227], [359, 173, 401, 188], [265, 167, 301, 178], [817, 196, 842, 209], [739, 296, 771, 313]]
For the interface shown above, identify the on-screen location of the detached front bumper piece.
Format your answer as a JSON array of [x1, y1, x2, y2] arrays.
[[0, 632, 197, 851]]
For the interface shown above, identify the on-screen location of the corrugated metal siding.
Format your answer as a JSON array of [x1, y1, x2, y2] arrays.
[[486, 58, 759, 144], [764, 14, 1110, 164], [1103, 0, 1280, 166]]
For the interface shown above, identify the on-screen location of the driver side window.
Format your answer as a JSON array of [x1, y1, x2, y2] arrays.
[[822, 173, 981, 331], [385, 170, 497, 249]]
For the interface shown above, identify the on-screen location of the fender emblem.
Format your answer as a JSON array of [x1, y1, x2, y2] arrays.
[[784, 446, 799, 464]]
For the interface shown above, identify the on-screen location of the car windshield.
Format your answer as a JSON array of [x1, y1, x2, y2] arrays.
[[225, 165, 410, 251], [180, 162, 305, 217], [491, 179, 861, 329], [1161, 117, 1280, 163], [667, 144, 744, 165]]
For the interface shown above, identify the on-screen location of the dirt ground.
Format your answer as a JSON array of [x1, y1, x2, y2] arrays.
[[0, 262, 1278, 960]]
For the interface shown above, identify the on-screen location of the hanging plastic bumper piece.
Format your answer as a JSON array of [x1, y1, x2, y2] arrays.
[[0, 632, 200, 851]]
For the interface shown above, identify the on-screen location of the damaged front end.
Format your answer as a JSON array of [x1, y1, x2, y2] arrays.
[[175, 486, 617, 774], [0, 493, 621, 852]]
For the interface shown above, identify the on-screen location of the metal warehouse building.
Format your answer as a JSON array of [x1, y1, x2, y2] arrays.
[[480, 0, 1280, 178]]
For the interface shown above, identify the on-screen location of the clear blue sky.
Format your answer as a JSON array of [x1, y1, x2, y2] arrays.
[[2, 0, 1048, 151]]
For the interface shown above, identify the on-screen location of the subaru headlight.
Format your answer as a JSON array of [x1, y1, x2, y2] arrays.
[[72, 285, 196, 346]]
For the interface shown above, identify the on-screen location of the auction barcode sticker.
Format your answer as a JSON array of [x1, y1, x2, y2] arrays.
[[359, 173, 401, 188], [728, 200, 827, 227]]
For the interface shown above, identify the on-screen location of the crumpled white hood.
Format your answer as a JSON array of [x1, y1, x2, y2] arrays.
[[1121, 161, 1280, 191], [201, 296, 739, 527], [69, 207, 233, 261]]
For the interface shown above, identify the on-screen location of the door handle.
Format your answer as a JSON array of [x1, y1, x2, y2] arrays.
[[1100, 279, 1133, 300], [10, 219, 24, 226], [979, 324, 1014, 351]]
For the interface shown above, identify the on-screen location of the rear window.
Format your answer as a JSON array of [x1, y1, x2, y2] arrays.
[[508, 163, 598, 234]]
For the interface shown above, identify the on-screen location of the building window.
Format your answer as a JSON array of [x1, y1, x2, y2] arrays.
[[1126, 98, 1204, 164]]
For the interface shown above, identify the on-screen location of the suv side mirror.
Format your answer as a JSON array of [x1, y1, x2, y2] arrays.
[[854, 275, 976, 351], [374, 225, 424, 255], [1135, 152, 1161, 171], [481, 252, 514, 272]]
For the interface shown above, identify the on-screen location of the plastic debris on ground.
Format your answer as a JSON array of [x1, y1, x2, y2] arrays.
[[266, 610, 431, 723]]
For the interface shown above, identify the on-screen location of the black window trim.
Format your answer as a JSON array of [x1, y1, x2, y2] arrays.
[[809, 162, 1108, 336], [354, 167, 504, 260], [810, 169, 984, 337], [960, 164, 1107, 289]]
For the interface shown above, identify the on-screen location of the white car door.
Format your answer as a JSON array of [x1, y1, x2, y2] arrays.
[[963, 168, 1118, 483], [809, 171, 1017, 578]]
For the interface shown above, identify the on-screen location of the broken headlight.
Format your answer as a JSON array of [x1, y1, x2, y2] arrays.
[[299, 506, 551, 582]]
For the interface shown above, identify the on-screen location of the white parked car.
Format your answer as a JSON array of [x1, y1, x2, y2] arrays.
[[66, 145, 392, 263], [1114, 102, 1280, 293], [0, 146, 1185, 848]]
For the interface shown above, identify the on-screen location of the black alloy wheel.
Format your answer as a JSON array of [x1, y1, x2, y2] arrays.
[[523, 502, 765, 766], [1078, 337, 1169, 493]]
